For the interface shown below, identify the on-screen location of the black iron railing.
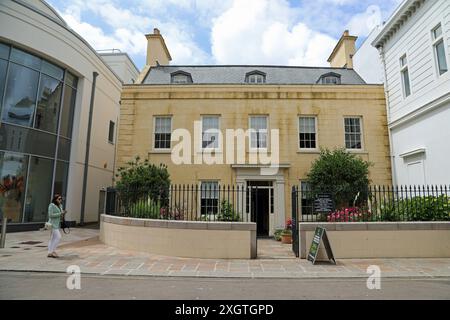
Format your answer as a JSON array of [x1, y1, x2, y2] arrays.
[[293, 185, 450, 222], [106, 184, 264, 222]]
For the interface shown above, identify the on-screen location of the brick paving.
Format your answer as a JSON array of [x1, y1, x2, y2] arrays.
[[1, 228, 450, 279]]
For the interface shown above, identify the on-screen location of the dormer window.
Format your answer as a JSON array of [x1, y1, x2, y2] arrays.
[[245, 71, 266, 84], [170, 71, 193, 84], [317, 72, 341, 85]]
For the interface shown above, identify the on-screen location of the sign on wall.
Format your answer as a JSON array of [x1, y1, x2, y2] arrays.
[[313, 193, 334, 213]]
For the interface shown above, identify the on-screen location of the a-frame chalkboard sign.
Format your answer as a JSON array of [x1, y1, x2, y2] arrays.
[[307, 226, 336, 265]]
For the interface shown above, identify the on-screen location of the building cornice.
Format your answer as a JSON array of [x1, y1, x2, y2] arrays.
[[372, 0, 425, 48], [121, 84, 385, 100]]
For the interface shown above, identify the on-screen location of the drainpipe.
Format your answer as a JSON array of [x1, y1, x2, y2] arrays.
[[80, 71, 99, 226], [378, 46, 397, 186]]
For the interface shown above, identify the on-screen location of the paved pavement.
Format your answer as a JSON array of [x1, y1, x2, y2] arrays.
[[1, 228, 450, 279], [2, 272, 450, 299]]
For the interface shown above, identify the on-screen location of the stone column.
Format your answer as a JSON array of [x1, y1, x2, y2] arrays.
[[275, 180, 285, 230]]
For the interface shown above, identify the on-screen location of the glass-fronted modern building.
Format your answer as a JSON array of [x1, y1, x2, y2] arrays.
[[1, 0, 123, 230], [0, 42, 77, 224]]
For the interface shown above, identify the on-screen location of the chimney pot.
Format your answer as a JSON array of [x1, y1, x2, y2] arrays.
[[154, 28, 160, 35]]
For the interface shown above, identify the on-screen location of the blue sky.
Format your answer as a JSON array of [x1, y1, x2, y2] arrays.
[[47, 0, 403, 70]]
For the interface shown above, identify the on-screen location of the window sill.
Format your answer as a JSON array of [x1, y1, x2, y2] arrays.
[[247, 149, 269, 154], [149, 150, 172, 154], [108, 141, 115, 145], [346, 149, 368, 155], [297, 149, 320, 154]]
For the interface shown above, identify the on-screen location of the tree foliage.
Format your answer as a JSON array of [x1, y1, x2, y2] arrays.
[[115, 156, 170, 206], [307, 148, 372, 208]]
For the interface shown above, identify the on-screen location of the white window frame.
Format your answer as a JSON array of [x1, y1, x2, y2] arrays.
[[153, 116, 172, 150], [399, 53, 411, 98], [343, 116, 364, 151], [199, 180, 220, 218], [298, 116, 318, 151], [431, 23, 448, 77], [201, 115, 221, 151], [249, 115, 268, 151], [247, 74, 265, 84]]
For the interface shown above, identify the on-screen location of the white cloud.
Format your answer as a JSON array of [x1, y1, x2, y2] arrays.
[[56, 0, 210, 66], [346, 5, 382, 37], [211, 0, 336, 66]]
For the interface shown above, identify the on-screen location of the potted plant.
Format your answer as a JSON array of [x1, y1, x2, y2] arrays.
[[281, 219, 292, 244]]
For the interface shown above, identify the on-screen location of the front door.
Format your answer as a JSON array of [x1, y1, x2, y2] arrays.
[[248, 181, 271, 237]]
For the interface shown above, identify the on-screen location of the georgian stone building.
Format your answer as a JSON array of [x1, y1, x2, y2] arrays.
[[116, 29, 392, 236]]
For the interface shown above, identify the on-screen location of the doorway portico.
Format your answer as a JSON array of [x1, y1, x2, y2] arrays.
[[232, 164, 289, 236]]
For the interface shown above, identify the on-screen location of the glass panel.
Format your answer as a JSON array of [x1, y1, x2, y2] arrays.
[[402, 69, 411, 97], [35, 75, 63, 133], [0, 123, 57, 158], [436, 40, 448, 75], [200, 181, 219, 216], [400, 55, 407, 67], [433, 25, 442, 40], [65, 72, 78, 88], [0, 43, 10, 60], [202, 116, 219, 149], [0, 151, 28, 223], [2, 63, 39, 127], [53, 161, 69, 201], [0, 59, 7, 111], [10, 48, 41, 70], [57, 137, 71, 161], [59, 85, 76, 138], [41, 60, 64, 81], [154, 117, 171, 149], [108, 121, 115, 143], [23, 156, 53, 222]]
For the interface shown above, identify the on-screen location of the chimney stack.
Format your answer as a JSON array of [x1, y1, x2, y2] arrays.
[[145, 28, 172, 67], [327, 30, 358, 68]]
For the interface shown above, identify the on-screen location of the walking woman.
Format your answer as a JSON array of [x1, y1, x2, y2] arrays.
[[47, 194, 65, 258]]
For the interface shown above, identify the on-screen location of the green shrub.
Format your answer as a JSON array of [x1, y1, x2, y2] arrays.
[[126, 198, 161, 219], [379, 195, 450, 221], [217, 200, 240, 222], [116, 156, 170, 207], [307, 148, 371, 208]]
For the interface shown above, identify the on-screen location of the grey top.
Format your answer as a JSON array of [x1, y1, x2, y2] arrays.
[[143, 65, 366, 85]]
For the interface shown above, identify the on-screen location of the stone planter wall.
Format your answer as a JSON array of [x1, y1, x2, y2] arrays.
[[299, 222, 450, 259], [100, 214, 257, 259]]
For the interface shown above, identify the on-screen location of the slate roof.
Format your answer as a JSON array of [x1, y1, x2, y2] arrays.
[[143, 65, 366, 85]]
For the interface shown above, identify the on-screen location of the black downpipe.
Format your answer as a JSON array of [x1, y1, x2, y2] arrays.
[[80, 71, 99, 226]]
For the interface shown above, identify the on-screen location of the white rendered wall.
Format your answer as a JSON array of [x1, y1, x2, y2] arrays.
[[391, 102, 450, 185]]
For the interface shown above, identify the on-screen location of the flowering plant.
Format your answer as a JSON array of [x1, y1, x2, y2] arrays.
[[285, 218, 292, 230], [327, 207, 371, 222], [281, 219, 293, 235]]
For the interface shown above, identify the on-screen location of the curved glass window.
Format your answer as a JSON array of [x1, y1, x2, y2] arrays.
[[0, 42, 78, 224], [0, 123, 57, 158], [2, 63, 39, 127], [35, 75, 63, 133], [0, 59, 7, 107], [59, 85, 76, 138], [0, 151, 28, 223], [0, 43, 10, 59], [10, 48, 41, 70], [24, 156, 53, 222]]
